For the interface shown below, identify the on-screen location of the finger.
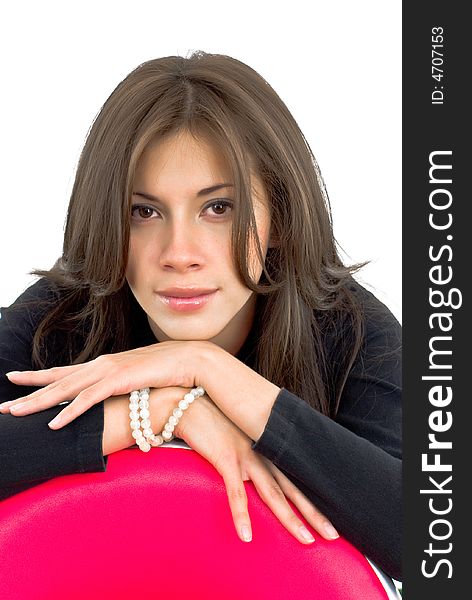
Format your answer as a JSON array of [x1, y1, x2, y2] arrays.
[[2, 385, 74, 415], [4, 366, 118, 418], [264, 459, 339, 540], [0, 366, 89, 413], [46, 378, 124, 429], [1, 384, 71, 413], [0, 401, 17, 413], [219, 468, 253, 543], [5, 365, 85, 386], [249, 460, 316, 545], [0, 366, 83, 413]]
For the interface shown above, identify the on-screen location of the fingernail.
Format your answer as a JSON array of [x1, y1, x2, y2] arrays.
[[323, 522, 339, 540], [10, 403, 25, 412], [241, 525, 252, 542], [299, 525, 315, 543], [6, 371, 21, 378], [0, 401, 13, 409], [48, 415, 62, 428]]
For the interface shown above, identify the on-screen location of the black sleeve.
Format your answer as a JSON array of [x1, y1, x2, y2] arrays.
[[0, 279, 107, 501], [251, 284, 402, 581]]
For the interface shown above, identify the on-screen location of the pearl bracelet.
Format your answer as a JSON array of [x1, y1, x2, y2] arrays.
[[129, 386, 205, 452], [129, 387, 154, 452]]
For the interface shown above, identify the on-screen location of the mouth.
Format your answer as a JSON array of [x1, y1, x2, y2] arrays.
[[155, 290, 218, 312]]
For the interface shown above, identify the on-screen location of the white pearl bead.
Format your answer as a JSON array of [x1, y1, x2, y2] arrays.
[[148, 435, 164, 448], [139, 408, 150, 419], [129, 410, 139, 420], [130, 420, 140, 430], [139, 392, 150, 402], [130, 391, 139, 401], [162, 430, 173, 441], [143, 428, 153, 437], [140, 387, 150, 394], [140, 418, 151, 429], [195, 386, 205, 396], [138, 399, 149, 409], [164, 423, 175, 433], [132, 429, 144, 440], [138, 441, 151, 452], [173, 408, 183, 418], [184, 393, 194, 403], [168, 416, 178, 426], [178, 399, 189, 410]]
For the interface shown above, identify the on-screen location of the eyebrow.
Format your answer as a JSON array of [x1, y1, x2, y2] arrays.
[[132, 183, 234, 202]]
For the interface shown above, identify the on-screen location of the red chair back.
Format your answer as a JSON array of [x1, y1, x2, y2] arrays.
[[0, 448, 390, 599]]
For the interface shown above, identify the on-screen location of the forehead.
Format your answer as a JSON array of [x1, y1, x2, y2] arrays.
[[133, 130, 268, 208], [134, 131, 231, 189]]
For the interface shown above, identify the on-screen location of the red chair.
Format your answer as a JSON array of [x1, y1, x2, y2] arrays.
[[0, 446, 397, 599]]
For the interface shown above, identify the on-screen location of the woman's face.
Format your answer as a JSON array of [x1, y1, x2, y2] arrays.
[[126, 130, 272, 355]]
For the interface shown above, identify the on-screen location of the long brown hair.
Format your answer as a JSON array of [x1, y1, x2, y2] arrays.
[[30, 51, 368, 417]]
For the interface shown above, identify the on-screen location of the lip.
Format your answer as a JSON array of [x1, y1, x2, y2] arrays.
[[157, 287, 218, 298], [156, 289, 218, 312]]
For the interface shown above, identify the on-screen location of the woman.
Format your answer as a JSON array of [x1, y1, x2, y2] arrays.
[[0, 52, 401, 581]]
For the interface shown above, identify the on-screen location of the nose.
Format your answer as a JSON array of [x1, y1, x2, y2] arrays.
[[158, 219, 205, 273]]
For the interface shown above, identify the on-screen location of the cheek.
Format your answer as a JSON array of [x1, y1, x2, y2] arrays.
[[203, 230, 234, 268], [126, 236, 150, 287]]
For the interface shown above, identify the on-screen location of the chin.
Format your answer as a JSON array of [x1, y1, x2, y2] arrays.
[[152, 320, 228, 343]]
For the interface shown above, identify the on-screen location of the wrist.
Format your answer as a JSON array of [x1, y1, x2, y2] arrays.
[[103, 395, 135, 455], [102, 389, 180, 456], [148, 386, 203, 443], [187, 340, 220, 390], [195, 343, 281, 442]]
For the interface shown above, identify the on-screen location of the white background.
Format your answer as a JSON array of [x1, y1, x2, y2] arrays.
[[0, 0, 401, 322]]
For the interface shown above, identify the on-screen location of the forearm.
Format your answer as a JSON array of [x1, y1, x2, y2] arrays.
[[196, 342, 281, 442], [0, 403, 106, 500], [251, 388, 402, 580]]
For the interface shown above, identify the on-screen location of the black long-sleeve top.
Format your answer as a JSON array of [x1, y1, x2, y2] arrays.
[[0, 277, 402, 580]]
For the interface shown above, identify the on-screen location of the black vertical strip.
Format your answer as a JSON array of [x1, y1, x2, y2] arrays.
[[403, 2, 469, 598]]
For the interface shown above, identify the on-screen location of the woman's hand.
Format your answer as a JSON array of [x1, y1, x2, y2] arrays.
[[175, 391, 339, 546], [0, 341, 201, 427]]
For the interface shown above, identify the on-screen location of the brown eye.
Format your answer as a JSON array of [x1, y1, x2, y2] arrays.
[[205, 200, 233, 217], [131, 205, 159, 220]]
